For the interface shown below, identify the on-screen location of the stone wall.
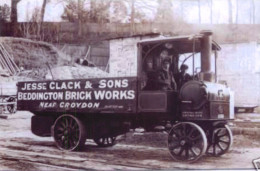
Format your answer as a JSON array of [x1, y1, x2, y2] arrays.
[[218, 42, 260, 106]]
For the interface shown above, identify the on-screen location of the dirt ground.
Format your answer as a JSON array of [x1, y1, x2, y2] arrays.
[[0, 111, 260, 170]]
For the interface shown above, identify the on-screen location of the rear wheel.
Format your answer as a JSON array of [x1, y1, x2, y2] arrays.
[[206, 125, 233, 156], [168, 122, 207, 162], [93, 136, 117, 147], [53, 114, 86, 151]]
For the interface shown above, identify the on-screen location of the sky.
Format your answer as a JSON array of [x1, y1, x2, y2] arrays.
[[18, 0, 64, 22], [0, 0, 258, 24], [0, 0, 64, 22], [0, 0, 157, 22]]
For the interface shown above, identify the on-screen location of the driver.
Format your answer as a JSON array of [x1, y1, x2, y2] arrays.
[[156, 59, 177, 91], [175, 64, 192, 89]]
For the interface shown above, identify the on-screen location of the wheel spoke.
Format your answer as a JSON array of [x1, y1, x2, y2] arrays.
[[72, 132, 78, 142], [182, 124, 187, 136], [188, 127, 196, 137], [57, 132, 64, 137], [61, 121, 66, 128], [217, 143, 225, 151], [64, 138, 69, 148], [57, 127, 64, 131], [169, 143, 181, 150], [69, 118, 73, 127], [185, 147, 189, 159], [190, 147, 198, 156], [191, 134, 201, 141], [218, 131, 228, 137], [68, 138, 73, 148], [170, 129, 181, 138], [65, 118, 69, 127], [178, 147, 184, 156], [213, 144, 216, 155], [219, 139, 229, 144], [168, 136, 179, 143], [72, 120, 77, 129]]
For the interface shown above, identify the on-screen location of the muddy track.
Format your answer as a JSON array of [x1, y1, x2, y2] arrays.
[[0, 112, 260, 170], [0, 138, 165, 170]]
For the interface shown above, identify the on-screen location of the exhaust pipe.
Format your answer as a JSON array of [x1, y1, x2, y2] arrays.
[[199, 30, 215, 82]]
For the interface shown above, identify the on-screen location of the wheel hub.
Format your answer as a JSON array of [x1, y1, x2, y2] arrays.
[[64, 127, 72, 135], [180, 140, 186, 146]]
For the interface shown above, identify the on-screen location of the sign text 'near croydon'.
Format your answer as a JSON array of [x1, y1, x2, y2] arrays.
[[18, 79, 135, 109]]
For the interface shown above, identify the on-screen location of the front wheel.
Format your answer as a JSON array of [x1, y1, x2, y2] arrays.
[[206, 125, 233, 156], [52, 114, 86, 151], [168, 122, 207, 162]]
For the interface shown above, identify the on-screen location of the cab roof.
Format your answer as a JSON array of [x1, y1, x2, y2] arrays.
[[138, 35, 221, 54]]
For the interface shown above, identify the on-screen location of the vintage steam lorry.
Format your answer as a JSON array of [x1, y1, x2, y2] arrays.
[[17, 31, 234, 162]]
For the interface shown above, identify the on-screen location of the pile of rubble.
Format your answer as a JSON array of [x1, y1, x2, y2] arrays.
[[0, 37, 111, 99], [45, 64, 110, 80], [1, 37, 70, 70], [0, 37, 110, 81]]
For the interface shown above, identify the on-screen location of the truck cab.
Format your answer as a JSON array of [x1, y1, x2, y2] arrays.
[[137, 31, 234, 121]]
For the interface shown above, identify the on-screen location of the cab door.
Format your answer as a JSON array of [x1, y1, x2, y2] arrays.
[[138, 90, 176, 113], [137, 43, 177, 113], [139, 91, 167, 112]]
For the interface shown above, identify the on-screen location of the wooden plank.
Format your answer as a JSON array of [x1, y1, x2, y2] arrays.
[[0, 49, 13, 75], [0, 102, 16, 105], [3, 44, 20, 73], [0, 44, 16, 74], [0, 43, 20, 75]]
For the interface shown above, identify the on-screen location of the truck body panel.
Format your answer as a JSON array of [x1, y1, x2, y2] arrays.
[[17, 77, 138, 114]]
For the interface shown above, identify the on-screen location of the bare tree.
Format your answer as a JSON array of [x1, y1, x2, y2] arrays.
[[155, 0, 174, 23], [109, 0, 128, 23], [198, 0, 201, 23], [39, 0, 49, 38], [130, 0, 135, 34], [228, 0, 232, 24], [41, 0, 48, 22], [236, 0, 239, 23], [0, 4, 11, 23], [210, 0, 213, 24], [251, 0, 255, 24], [11, 0, 21, 36], [77, 0, 83, 36]]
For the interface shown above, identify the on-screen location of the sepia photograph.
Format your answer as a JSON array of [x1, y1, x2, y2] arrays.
[[0, 0, 260, 170]]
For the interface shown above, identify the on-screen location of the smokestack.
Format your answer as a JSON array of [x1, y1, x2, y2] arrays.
[[199, 30, 215, 82]]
